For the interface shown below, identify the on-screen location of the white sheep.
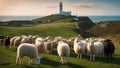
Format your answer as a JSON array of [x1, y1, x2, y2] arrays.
[[31, 35, 39, 43], [10, 36, 19, 46], [16, 43, 40, 65], [57, 41, 70, 64], [44, 40, 53, 53], [44, 36, 52, 42], [21, 37, 32, 44], [73, 38, 85, 59], [67, 37, 75, 49], [52, 37, 62, 49], [35, 37, 46, 53], [87, 39, 104, 61], [14, 36, 22, 47], [51, 40, 58, 49]]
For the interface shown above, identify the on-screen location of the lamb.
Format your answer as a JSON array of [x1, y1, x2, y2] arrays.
[[57, 41, 70, 64], [35, 37, 46, 53], [73, 38, 85, 59], [87, 39, 104, 61], [16, 43, 40, 65]]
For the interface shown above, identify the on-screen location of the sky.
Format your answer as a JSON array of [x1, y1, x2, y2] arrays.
[[0, 0, 120, 16]]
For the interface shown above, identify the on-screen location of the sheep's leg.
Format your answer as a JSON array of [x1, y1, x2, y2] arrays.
[[90, 55, 92, 61], [110, 53, 112, 60], [77, 54, 80, 58], [16, 56, 19, 64], [64, 57, 67, 64], [31, 59, 33, 63], [19, 57, 22, 65], [80, 54, 82, 59], [61, 57, 64, 64], [28, 58, 32, 64], [77, 55, 79, 58], [93, 55, 95, 61]]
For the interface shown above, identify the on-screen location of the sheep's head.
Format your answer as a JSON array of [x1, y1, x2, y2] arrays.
[[39, 40, 44, 46], [88, 40, 94, 48], [35, 57, 40, 64], [58, 41, 64, 44]]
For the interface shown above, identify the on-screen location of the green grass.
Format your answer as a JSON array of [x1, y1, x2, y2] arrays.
[[0, 23, 78, 38], [0, 42, 120, 68]]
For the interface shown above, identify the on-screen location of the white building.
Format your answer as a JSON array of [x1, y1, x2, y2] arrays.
[[59, 1, 71, 16]]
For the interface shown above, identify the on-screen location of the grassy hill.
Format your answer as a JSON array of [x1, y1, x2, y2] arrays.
[[32, 15, 95, 38], [0, 23, 78, 38], [0, 15, 95, 38], [87, 21, 120, 41]]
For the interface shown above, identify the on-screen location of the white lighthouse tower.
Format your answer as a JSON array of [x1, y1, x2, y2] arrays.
[[59, 1, 71, 16], [59, 1, 63, 14]]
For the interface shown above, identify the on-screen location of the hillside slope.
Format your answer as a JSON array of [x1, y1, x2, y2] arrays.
[[87, 21, 120, 41]]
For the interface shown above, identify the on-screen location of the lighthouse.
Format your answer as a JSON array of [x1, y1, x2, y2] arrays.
[[59, 1, 63, 14], [59, 1, 71, 16]]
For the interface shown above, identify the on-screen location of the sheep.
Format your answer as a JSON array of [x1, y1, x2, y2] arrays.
[[10, 36, 18, 46], [87, 39, 104, 61], [35, 37, 46, 53], [61, 39, 68, 43], [54, 37, 62, 41], [52, 37, 62, 49], [16, 43, 40, 65], [21, 37, 32, 44], [67, 37, 74, 49], [51, 40, 58, 49], [81, 40, 88, 54], [44, 40, 53, 53], [57, 41, 70, 64], [103, 39, 115, 60], [3, 36, 10, 49], [44, 36, 52, 42], [31, 35, 38, 43], [21, 35, 28, 38], [14, 36, 22, 47], [73, 38, 85, 59]]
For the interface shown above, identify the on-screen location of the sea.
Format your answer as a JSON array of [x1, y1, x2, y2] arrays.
[[0, 16, 120, 23]]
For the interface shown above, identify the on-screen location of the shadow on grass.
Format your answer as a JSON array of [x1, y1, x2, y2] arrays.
[[95, 56, 120, 65], [0, 62, 10, 65], [41, 57, 85, 68], [21, 65, 37, 68], [70, 50, 77, 58], [50, 49, 58, 56], [41, 57, 60, 67], [68, 62, 85, 68]]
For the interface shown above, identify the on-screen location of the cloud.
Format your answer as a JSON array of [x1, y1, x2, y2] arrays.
[[46, 5, 57, 9], [73, 3, 97, 8]]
